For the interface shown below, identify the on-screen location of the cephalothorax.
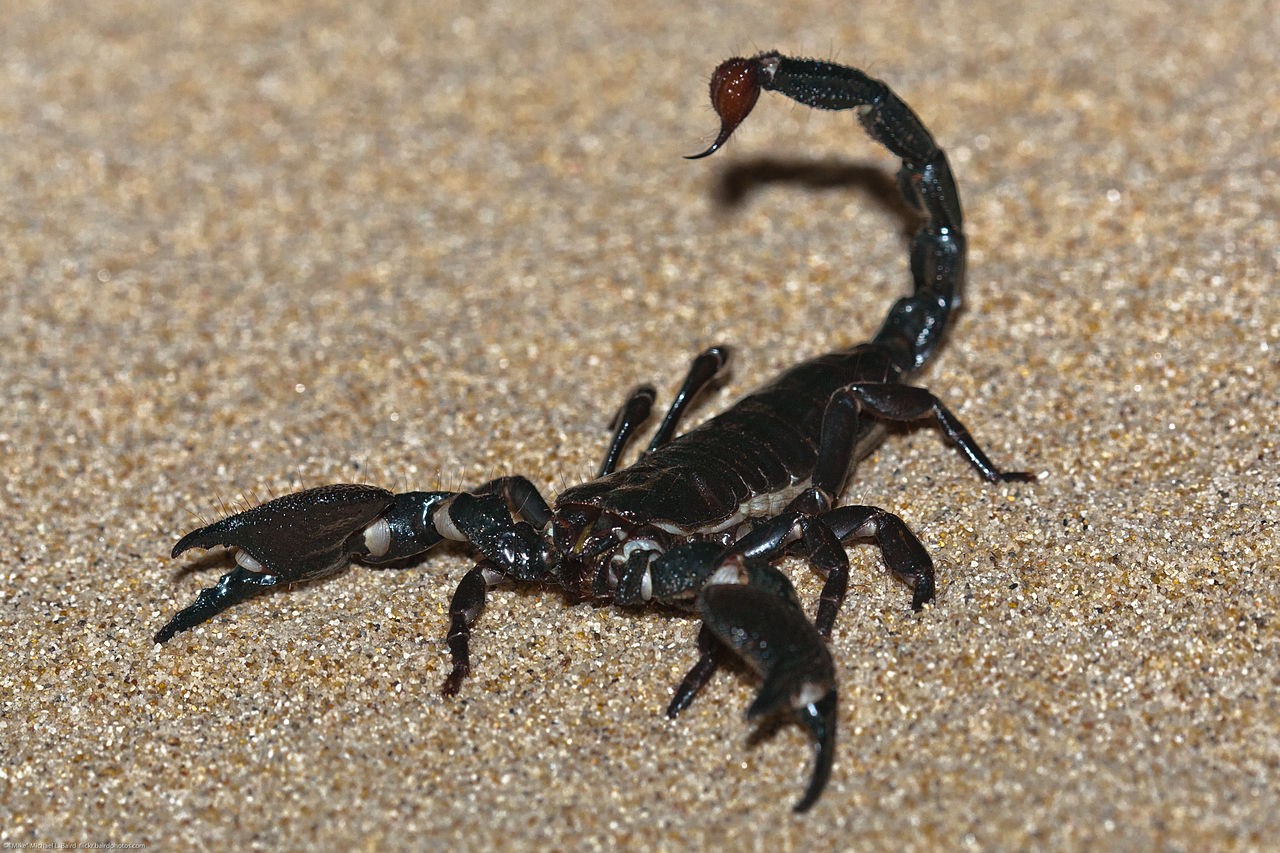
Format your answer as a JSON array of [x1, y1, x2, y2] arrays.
[[155, 52, 1033, 812]]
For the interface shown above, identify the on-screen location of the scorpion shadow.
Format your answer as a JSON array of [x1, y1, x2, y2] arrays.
[[711, 156, 920, 237]]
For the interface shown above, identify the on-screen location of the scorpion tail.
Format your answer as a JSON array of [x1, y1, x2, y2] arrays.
[[691, 52, 965, 374], [699, 577, 838, 812]]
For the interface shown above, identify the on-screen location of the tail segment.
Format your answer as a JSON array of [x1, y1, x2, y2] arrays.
[[692, 52, 965, 374]]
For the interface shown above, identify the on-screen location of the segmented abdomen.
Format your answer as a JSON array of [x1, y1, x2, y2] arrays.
[[557, 344, 901, 532]]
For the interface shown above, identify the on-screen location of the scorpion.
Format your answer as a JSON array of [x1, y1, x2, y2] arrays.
[[155, 52, 1034, 812]]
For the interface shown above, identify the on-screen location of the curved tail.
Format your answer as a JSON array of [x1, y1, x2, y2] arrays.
[[691, 52, 965, 374]]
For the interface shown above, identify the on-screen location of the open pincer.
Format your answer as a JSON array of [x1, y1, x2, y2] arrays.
[[156, 484, 453, 643]]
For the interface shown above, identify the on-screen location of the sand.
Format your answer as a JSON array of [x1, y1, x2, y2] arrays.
[[1, 1, 1276, 849]]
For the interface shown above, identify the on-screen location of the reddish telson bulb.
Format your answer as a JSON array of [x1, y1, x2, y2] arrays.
[[687, 56, 764, 159]]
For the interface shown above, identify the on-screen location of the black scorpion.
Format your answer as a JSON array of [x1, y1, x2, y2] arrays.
[[155, 52, 1034, 812]]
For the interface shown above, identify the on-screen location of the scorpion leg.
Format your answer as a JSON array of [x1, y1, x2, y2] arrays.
[[471, 476, 554, 530], [599, 385, 656, 476], [840, 383, 1036, 483], [730, 501, 935, 623], [733, 501, 935, 627], [734, 379, 1029, 627], [802, 391, 933, 623], [645, 346, 731, 453], [441, 560, 502, 696], [819, 505, 936, 614], [431, 487, 554, 693], [734, 498, 935, 626], [728, 509, 852, 635], [599, 346, 732, 476]]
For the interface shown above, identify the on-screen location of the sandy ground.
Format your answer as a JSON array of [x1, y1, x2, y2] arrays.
[[1, 0, 1276, 849]]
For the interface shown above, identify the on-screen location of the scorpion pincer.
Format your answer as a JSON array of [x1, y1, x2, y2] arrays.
[[154, 52, 1035, 812]]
